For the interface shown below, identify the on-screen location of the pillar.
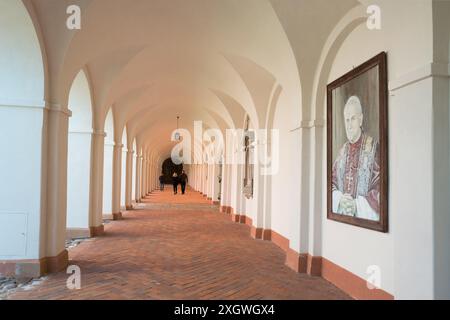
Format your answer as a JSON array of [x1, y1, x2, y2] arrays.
[[135, 155, 142, 202], [120, 143, 127, 209], [42, 106, 71, 273], [125, 149, 134, 210], [89, 131, 106, 236], [111, 143, 123, 220], [141, 157, 147, 199], [211, 164, 221, 204]]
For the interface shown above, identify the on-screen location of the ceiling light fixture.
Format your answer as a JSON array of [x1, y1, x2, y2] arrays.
[[174, 116, 181, 141]]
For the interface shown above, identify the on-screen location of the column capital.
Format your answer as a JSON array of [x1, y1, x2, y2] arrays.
[[92, 130, 107, 137], [44, 106, 72, 118], [69, 130, 94, 135]]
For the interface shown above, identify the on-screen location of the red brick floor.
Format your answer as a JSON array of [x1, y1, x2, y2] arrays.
[[8, 187, 351, 300]]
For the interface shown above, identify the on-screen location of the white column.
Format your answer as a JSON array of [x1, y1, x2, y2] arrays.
[[43, 106, 70, 269], [148, 158, 153, 193], [141, 157, 147, 199], [201, 164, 206, 195], [125, 150, 134, 209], [196, 164, 200, 191], [220, 164, 228, 207], [111, 143, 123, 220], [209, 164, 215, 199], [193, 164, 198, 190], [135, 155, 142, 202], [132, 152, 137, 201], [211, 164, 221, 203], [120, 145, 127, 209], [206, 164, 214, 199], [89, 131, 106, 234]]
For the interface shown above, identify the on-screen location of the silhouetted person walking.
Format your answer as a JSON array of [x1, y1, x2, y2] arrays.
[[172, 172, 179, 195], [179, 170, 188, 195], [159, 174, 164, 191]]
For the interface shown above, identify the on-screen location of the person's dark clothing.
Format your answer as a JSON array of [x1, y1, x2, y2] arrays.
[[159, 175, 164, 191], [172, 175, 179, 194], [179, 173, 188, 183], [179, 173, 188, 194]]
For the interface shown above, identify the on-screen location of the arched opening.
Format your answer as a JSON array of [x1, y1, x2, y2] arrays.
[[103, 109, 114, 219], [66, 70, 93, 239], [120, 127, 128, 209]]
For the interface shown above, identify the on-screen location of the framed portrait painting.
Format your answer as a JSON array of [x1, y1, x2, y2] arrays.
[[327, 52, 388, 233]]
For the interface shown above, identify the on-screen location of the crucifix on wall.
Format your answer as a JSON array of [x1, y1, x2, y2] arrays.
[[243, 115, 254, 199]]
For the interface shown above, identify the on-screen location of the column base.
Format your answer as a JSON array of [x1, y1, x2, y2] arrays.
[[90, 225, 105, 237], [251, 226, 264, 240], [113, 212, 123, 220], [46, 250, 69, 274], [307, 255, 323, 276], [262, 229, 272, 241], [0, 250, 69, 278], [285, 249, 308, 274], [66, 228, 91, 240], [126, 205, 133, 210]]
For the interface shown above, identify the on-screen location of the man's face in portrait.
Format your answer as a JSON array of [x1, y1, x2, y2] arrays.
[[344, 97, 364, 144]]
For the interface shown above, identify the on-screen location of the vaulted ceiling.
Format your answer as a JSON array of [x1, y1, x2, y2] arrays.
[[25, 0, 360, 160]]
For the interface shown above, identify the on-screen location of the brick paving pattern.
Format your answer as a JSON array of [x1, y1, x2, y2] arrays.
[[8, 187, 351, 300]]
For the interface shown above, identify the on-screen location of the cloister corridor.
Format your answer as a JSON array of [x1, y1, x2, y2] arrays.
[[1, 0, 450, 302], [6, 188, 349, 300]]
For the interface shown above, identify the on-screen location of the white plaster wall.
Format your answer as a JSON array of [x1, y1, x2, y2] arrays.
[[0, 1, 44, 105], [270, 88, 301, 249], [67, 133, 91, 229], [323, 23, 394, 296], [322, 1, 433, 297], [390, 79, 434, 299], [0, 1, 44, 260], [0, 107, 44, 259]]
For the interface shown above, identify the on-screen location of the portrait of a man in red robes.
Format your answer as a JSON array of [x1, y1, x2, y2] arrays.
[[331, 95, 380, 222]]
